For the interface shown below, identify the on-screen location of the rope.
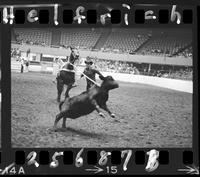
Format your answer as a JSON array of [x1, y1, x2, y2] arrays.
[[68, 62, 101, 87]]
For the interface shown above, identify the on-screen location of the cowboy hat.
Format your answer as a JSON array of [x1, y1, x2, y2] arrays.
[[85, 57, 93, 64]]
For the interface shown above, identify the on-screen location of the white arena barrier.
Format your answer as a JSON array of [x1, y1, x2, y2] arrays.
[[11, 60, 21, 72], [52, 63, 59, 75], [101, 72, 193, 93], [10, 61, 192, 93]]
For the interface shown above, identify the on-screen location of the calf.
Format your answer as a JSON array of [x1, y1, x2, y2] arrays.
[[53, 75, 119, 129]]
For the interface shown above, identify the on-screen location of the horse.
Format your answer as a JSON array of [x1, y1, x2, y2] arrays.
[[56, 47, 80, 102]]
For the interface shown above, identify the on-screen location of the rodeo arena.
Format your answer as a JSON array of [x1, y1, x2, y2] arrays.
[[11, 28, 193, 148]]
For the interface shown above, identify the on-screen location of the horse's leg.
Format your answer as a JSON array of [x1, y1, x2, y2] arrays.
[[65, 84, 73, 99], [57, 78, 64, 102]]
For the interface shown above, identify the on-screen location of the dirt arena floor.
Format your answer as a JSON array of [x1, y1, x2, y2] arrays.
[[11, 72, 192, 148]]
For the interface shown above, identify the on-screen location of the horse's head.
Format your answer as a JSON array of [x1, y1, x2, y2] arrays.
[[69, 46, 80, 63]]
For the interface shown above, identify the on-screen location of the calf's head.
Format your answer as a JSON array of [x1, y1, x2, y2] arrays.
[[99, 75, 119, 90]]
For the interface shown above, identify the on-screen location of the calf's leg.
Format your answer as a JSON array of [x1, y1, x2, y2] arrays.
[[62, 117, 67, 128], [101, 104, 115, 118], [54, 111, 65, 129], [91, 99, 105, 117]]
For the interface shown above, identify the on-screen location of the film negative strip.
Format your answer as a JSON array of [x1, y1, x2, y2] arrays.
[[0, 0, 199, 175]]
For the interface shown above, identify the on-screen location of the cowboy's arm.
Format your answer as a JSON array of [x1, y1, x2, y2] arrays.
[[94, 69, 103, 77]]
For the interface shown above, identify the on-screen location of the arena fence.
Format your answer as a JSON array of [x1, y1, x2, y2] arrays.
[[11, 59, 193, 93], [12, 43, 192, 66], [101, 72, 193, 93]]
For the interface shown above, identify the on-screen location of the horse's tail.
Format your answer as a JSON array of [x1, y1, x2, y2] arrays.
[[59, 101, 64, 111]]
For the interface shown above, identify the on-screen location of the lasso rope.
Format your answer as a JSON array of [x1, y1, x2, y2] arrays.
[[61, 62, 101, 87]]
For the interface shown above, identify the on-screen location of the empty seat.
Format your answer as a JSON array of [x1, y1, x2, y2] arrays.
[[14, 28, 52, 46]]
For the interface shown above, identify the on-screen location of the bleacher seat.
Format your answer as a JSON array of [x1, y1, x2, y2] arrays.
[[60, 28, 101, 49], [137, 30, 192, 56], [14, 28, 52, 46], [103, 29, 150, 52], [13, 28, 192, 58]]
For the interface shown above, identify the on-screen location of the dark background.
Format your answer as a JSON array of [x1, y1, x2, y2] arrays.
[[0, 0, 199, 175]]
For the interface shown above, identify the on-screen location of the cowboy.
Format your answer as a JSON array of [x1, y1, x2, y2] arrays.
[[81, 57, 104, 91], [20, 57, 25, 73]]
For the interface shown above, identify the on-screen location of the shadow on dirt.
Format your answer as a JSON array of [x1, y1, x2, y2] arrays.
[[54, 127, 118, 140]]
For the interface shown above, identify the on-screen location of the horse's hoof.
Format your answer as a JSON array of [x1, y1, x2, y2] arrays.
[[53, 126, 57, 131]]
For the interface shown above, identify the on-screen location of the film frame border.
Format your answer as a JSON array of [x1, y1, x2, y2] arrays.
[[0, 3, 195, 27], [0, 0, 199, 175]]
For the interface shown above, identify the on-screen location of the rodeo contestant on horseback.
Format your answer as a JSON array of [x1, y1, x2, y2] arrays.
[[55, 46, 80, 102], [81, 57, 104, 91], [53, 46, 79, 87]]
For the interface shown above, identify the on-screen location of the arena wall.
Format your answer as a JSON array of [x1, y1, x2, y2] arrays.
[[12, 43, 192, 66], [101, 72, 193, 93], [11, 60, 193, 93]]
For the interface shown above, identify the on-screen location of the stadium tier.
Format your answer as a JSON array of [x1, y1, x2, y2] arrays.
[[14, 28, 52, 46], [12, 28, 192, 57], [178, 45, 192, 57], [60, 28, 102, 49], [102, 28, 150, 52], [137, 30, 192, 56]]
